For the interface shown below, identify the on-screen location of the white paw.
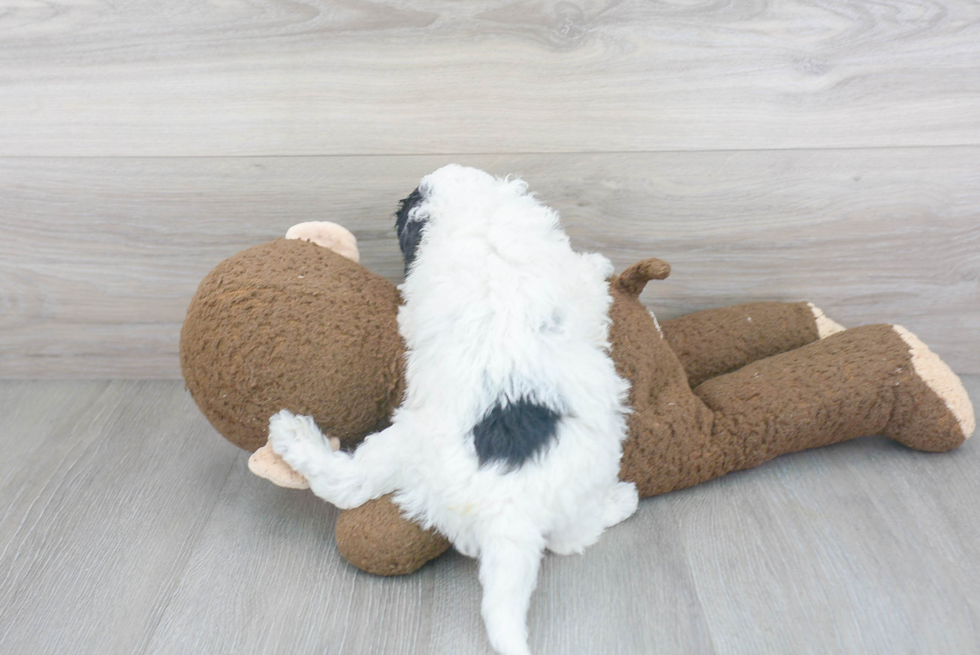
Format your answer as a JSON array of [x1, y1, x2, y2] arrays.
[[546, 535, 590, 556], [268, 409, 335, 479], [603, 481, 639, 528], [546, 512, 605, 555]]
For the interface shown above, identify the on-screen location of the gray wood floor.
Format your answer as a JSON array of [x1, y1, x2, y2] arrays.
[[3, 3, 978, 652], [2, 378, 979, 655]]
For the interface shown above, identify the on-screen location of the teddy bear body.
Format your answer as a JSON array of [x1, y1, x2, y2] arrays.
[[181, 234, 974, 577]]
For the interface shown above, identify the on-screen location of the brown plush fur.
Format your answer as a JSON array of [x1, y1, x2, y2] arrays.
[[335, 494, 452, 575], [181, 240, 972, 576], [660, 302, 819, 389], [181, 239, 406, 452]]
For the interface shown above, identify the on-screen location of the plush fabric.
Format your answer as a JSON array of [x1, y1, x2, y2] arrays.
[[335, 494, 451, 576], [659, 301, 819, 389], [181, 239, 405, 452], [180, 238, 974, 577]]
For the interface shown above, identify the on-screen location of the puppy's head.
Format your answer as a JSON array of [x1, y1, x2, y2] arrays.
[[394, 186, 426, 275], [394, 165, 527, 274]]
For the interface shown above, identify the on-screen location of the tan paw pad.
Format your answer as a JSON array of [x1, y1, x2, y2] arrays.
[[893, 325, 975, 439], [808, 303, 846, 339]]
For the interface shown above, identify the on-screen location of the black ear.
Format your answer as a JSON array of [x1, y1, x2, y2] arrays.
[[394, 187, 427, 275]]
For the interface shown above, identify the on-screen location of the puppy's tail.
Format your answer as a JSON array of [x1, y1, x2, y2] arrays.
[[478, 533, 545, 655]]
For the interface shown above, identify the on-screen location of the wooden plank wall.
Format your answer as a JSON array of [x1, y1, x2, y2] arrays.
[[1, 1, 978, 377]]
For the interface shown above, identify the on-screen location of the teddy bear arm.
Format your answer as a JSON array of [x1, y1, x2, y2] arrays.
[[659, 301, 837, 388]]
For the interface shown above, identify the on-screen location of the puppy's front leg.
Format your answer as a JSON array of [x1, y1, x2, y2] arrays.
[[268, 410, 401, 510]]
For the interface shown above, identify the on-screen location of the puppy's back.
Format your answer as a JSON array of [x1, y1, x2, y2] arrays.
[[395, 165, 621, 468]]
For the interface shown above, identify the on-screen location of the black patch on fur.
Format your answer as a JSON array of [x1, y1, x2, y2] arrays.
[[394, 187, 427, 275], [473, 399, 561, 471]]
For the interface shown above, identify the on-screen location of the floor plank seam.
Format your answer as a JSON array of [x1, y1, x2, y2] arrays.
[[133, 444, 241, 655], [3, 142, 980, 161]]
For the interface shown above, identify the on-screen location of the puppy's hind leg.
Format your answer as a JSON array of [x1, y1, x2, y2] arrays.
[[603, 481, 639, 529], [268, 409, 403, 509], [545, 482, 638, 556], [546, 497, 606, 556], [478, 531, 545, 655]]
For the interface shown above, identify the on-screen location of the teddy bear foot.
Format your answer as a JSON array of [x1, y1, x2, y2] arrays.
[[883, 325, 975, 452], [807, 303, 846, 338]]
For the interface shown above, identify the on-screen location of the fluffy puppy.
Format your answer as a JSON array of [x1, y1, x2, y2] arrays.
[[269, 164, 638, 655]]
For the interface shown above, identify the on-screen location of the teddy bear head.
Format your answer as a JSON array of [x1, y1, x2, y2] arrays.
[[180, 230, 406, 454]]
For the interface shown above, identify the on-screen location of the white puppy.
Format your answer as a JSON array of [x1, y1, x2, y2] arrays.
[[269, 164, 638, 655]]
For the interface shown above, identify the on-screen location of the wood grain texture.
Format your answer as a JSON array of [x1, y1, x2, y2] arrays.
[[1, 0, 979, 156], [1, 150, 977, 377], [0, 381, 240, 654], [0, 379, 978, 654]]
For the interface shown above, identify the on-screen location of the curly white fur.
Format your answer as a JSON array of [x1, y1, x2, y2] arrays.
[[269, 164, 637, 655]]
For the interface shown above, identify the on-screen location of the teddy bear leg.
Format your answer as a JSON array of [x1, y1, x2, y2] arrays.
[[334, 495, 452, 576], [693, 324, 974, 475], [880, 326, 975, 451], [659, 301, 845, 388]]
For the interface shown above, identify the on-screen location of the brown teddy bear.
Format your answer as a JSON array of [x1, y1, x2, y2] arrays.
[[180, 222, 975, 576]]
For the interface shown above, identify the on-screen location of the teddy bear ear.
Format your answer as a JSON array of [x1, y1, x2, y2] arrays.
[[285, 221, 360, 263]]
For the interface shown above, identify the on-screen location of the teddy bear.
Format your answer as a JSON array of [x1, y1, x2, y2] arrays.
[[180, 221, 975, 577]]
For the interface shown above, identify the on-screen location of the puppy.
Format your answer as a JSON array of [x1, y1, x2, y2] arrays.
[[269, 164, 638, 655]]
